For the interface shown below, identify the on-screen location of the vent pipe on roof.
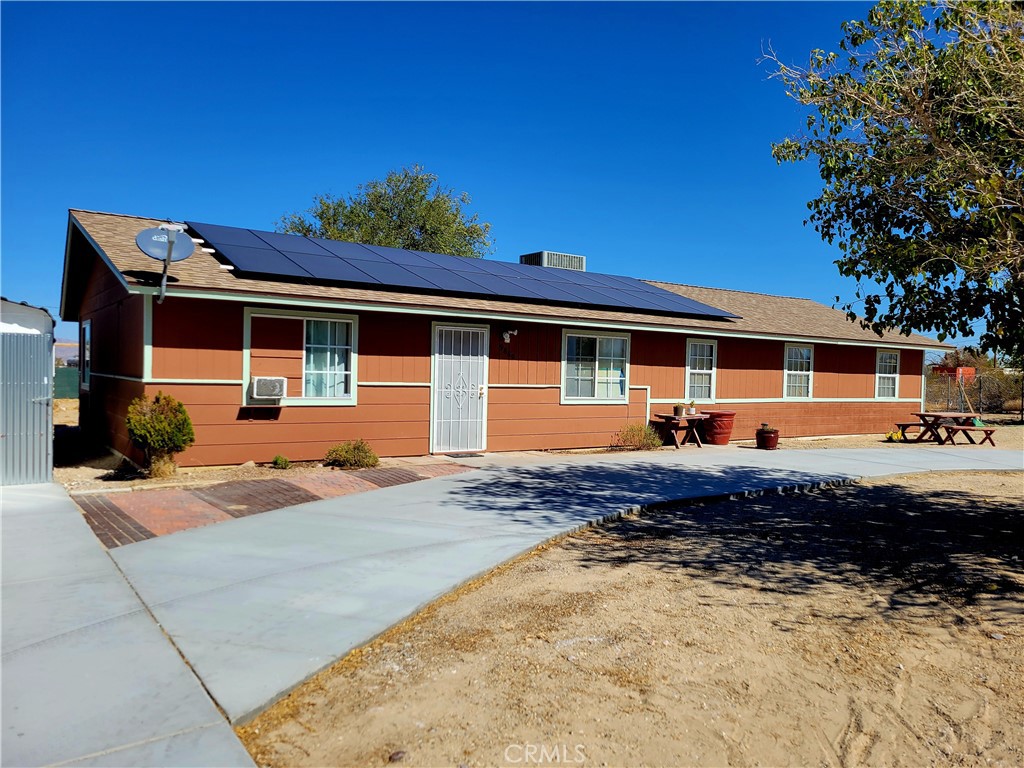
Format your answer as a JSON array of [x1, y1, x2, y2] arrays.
[[519, 251, 586, 271]]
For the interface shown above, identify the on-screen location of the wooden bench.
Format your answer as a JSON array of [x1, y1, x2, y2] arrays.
[[895, 422, 931, 441], [941, 425, 998, 446]]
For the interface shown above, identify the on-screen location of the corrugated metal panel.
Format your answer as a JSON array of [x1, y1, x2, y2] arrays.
[[1, 333, 53, 485]]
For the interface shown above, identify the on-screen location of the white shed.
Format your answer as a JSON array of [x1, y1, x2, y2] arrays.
[[1, 298, 55, 485]]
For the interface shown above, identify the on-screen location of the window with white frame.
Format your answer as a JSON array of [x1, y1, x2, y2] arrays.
[[686, 340, 717, 400], [784, 344, 813, 398], [876, 349, 900, 398], [303, 319, 353, 398], [564, 333, 628, 400], [81, 319, 92, 391]]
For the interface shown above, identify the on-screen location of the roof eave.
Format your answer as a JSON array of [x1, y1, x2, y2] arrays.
[[61, 211, 134, 321]]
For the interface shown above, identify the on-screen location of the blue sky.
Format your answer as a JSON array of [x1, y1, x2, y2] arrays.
[[2, 1, 897, 341]]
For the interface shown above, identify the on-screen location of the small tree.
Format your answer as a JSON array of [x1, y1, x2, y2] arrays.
[[279, 164, 493, 258], [125, 392, 196, 478]]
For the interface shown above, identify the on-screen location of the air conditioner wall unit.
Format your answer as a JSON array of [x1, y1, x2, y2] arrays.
[[251, 376, 287, 400]]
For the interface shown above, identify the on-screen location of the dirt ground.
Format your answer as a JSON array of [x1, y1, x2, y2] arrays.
[[240, 470, 1024, 768]]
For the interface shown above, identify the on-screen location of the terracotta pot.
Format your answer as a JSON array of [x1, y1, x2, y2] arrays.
[[704, 411, 737, 445], [755, 429, 780, 450]]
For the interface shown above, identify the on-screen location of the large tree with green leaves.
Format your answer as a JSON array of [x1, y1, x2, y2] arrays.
[[279, 165, 493, 258], [766, 0, 1024, 354]]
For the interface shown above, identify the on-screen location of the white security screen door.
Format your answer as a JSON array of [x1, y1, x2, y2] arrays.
[[433, 326, 488, 452]]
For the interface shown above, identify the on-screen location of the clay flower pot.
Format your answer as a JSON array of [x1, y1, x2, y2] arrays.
[[755, 427, 780, 450]]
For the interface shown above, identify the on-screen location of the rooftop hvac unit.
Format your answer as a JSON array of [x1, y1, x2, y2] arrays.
[[519, 250, 586, 272], [251, 376, 287, 400]]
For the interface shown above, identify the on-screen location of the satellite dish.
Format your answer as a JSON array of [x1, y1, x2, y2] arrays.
[[135, 223, 195, 304], [136, 225, 195, 262]]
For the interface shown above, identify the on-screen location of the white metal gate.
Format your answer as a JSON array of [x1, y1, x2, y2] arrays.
[[432, 325, 488, 453]]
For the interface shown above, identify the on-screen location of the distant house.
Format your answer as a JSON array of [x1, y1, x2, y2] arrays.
[[60, 209, 949, 467], [1, 297, 55, 484]]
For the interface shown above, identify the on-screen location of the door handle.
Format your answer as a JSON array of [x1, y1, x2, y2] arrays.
[[478, 385, 485, 398]]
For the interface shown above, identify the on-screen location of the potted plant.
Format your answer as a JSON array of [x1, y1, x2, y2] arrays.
[[673, 402, 686, 418], [687, 400, 697, 415], [755, 422, 780, 450]]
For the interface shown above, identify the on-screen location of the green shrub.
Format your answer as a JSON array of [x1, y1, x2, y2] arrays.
[[271, 454, 291, 470], [613, 422, 663, 451], [324, 439, 380, 469], [125, 392, 195, 476]]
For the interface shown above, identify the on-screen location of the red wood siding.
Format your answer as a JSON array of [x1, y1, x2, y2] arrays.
[[630, 331, 686, 399], [81, 376, 145, 463], [78, 291, 930, 465], [79, 258, 144, 379], [488, 385, 649, 452], [250, 316, 304, 396], [898, 349, 923, 398], [489, 322, 560, 385], [152, 298, 243, 380], [717, 338, 785, 400], [676, 401, 922, 441], [144, 382, 429, 466], [813, 345, 874, 398], [360, 313, 432, 382]]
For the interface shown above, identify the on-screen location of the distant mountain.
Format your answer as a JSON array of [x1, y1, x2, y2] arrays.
[[55, 341, 78, 362]]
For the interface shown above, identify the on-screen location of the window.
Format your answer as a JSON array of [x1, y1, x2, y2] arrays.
[[784, 344, 813, 398], [563, 332, 628, 401], [876, 349, 900, 398], [303, 319, 353, 398], [685, 339, 717, 400], [80, 319, 91, 391]]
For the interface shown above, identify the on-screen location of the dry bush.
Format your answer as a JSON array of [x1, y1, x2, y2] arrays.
[[614, 422, 663, 451]]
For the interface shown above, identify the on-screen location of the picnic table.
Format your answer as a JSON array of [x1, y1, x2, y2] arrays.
[[899, 412, 982, 443], [653, 413, 709, 448]]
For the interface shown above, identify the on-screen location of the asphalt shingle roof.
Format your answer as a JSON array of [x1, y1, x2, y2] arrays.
[[66, 209, 945, 349]]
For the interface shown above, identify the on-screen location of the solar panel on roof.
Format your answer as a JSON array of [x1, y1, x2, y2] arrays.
[[213, 242, 313, 278], [186, 221, 739, 319], [415, 267, 495, 295], [310, 237, 390, 262], [255, 231, 333, 256], [341, 259, 441, 290], [282, 252, 381, 284]]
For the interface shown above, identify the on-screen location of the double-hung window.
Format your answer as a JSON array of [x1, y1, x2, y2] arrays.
[[563, 332, 628, 401], [876, 349, 900, 399], [304, 319, 353, 398], [784, 344, 813, 398], [685, 339, 717, 400]]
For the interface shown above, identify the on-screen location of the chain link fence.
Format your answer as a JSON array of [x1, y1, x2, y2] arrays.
[[926, 369, 1024, 416]]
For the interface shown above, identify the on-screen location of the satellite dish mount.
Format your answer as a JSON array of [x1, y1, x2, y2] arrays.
[[135, 223, 195, 303]]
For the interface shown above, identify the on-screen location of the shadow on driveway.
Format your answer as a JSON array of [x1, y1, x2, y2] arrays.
[[442, 460, 842, 530]]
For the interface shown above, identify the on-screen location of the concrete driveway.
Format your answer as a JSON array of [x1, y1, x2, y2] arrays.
[[108, 446, 1022, 724], [1, 484, 252, 767]]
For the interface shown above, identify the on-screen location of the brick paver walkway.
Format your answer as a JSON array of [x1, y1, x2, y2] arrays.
[[73, 463, 470, 548]]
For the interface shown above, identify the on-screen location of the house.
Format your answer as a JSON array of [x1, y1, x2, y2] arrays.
[[59, 209, 948, 467], [1, 297, 55, 484]]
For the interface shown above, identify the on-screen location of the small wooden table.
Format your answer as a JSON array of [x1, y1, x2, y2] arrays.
[[911, 412, 979, 443], [653, 413, 709, 448]]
